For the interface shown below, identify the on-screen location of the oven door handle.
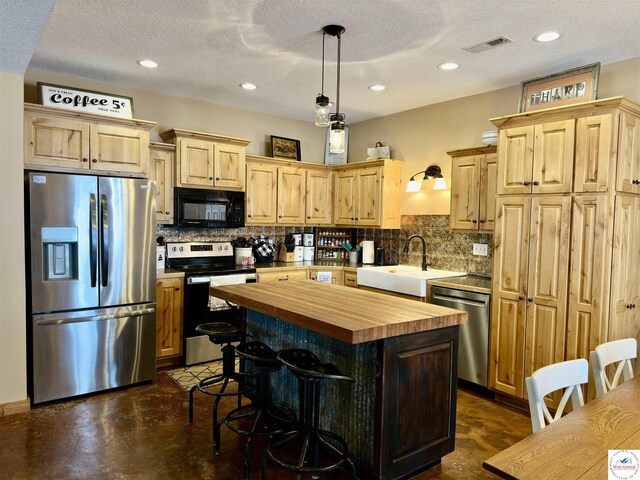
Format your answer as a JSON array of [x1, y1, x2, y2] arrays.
[[187, 276, 213, 285]]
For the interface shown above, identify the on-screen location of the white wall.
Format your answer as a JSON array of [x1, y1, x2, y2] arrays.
[[0, 71, 27, 405]]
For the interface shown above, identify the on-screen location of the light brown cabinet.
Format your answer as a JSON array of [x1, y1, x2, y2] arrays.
[[305, 169, 332, 225], [490, 196, 570, 399], [448, 146, 497, 231], [616, 112, 640, 194], [149, 142, 175, 224], [245, 156, 334, 226], [497, 120, 574, 195], [156, 276, 183, 361], [256, 268, 308, 283], [308, 267, 345, 286], [490, 97, 640, 402], [160, 129, 249, 191], [277, 165, 306, 224], [24, 103, 154, 176], [246, 162, 278, 224], [344, 271, 358, 288], [333, 160, 403, 228]]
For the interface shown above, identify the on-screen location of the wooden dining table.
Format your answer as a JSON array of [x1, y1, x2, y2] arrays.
[[483, 375, 640, 479]]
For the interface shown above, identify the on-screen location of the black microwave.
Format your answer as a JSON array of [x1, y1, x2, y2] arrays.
[[174, 187, 245, 228]]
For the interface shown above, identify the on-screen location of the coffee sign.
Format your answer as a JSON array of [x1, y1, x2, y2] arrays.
[[38, 83, 134, 119]]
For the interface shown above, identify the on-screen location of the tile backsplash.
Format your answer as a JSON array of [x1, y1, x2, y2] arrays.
[[157, 215, 493, 276], [356, 215, 493, 276], [156, 225, 313, 245]]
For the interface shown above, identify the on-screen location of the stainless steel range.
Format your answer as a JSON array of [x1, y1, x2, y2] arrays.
[[166, 242, 256, 365]]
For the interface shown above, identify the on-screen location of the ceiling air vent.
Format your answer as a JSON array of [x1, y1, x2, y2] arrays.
[[464, 36, 512, 53]]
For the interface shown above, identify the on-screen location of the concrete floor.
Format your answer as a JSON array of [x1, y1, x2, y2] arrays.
[[0, 374, 531, 479]]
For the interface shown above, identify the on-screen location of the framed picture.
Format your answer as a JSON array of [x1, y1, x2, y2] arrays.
[[38, 82, 135, 118], [519, 63, 600, 113], [271, 135, 301, 161]]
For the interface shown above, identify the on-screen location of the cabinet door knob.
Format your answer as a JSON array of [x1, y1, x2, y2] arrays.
[[518, 296, 524, 301], [523, 181, 530, 186], [479, 220, 485, 223], [165, 211, 170, 215], [82, 158, 88, 163], [247, 214, 252, 218], [209, 177, 213, 180], [533, 181, 540, 186], [216, 177, 220, 181], [278, 215, 282, 218], [92, 159, 97, 163], [472, 220, 477, 224], [528, 298, 533, 302], [175, 287, 180, 291], [307, 216, 311, 219]]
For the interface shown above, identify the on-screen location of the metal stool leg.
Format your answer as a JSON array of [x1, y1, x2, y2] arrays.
[[213, 376, 230, 453]]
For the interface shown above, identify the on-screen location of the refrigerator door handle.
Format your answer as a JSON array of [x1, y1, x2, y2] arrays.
[[100, 194, 109, 287], [35, 307, 156, 326], [90, 193, 98, 287]]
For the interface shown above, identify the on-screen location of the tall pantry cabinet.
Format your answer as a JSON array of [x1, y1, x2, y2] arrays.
[[489, 97, 640, 402]]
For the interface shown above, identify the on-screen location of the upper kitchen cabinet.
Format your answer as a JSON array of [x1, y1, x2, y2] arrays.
[[24, 103, 155, 176], [448, 146, 497, 232], [245, 155, 332, 226], [333, 159, 403, 229], [490, 96, 640, 401], [149, 142, 175, 224], [159, 129, 250, 191], [616, 112, 640, 194], [496, 120, 574, 195]]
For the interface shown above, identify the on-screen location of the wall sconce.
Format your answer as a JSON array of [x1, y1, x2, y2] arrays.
[[406, 164, 447, 192]]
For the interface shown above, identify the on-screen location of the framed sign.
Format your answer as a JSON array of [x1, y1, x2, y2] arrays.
[[519, 63, 600, 113], [271, 135, 301, 161], [38, 82, 135, 118]]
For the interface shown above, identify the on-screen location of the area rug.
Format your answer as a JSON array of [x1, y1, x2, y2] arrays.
[[164, 360, 238, 392]]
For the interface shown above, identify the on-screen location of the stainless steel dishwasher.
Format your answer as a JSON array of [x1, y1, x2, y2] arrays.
[[429, 285, 491, 387]]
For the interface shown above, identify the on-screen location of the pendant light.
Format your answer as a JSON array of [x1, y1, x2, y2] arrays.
[[323, 25, 346, 154], [314, 30, 331, 127]]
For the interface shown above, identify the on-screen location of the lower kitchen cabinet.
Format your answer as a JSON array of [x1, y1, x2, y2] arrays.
[[308, 267, 344, 285], [344, 271, 358, 288], [256, 268, 308, 283], [156, 276, 183, 363]]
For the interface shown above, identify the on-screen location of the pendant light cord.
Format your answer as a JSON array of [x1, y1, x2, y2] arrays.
[[321, 31, 326, 95], [335, 33, 341, 116]]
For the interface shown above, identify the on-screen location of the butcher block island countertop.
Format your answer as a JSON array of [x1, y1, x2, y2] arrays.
[[209, 279, 467, 344], [210, 279, 467, 480]]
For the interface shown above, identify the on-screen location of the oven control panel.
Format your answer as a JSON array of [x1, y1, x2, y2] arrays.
[[166, 242, 233, 259]]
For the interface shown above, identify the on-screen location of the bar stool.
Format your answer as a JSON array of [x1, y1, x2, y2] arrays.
[[262, 348, 356, 479], [188, 322, 254, 452], [223, 341, 295, 480]]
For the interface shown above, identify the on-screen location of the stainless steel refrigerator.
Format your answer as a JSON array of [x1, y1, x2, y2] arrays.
[[26, 172, 156, 404]]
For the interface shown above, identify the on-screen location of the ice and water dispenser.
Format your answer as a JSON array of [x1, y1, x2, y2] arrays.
[[41, 227, 78, 280]]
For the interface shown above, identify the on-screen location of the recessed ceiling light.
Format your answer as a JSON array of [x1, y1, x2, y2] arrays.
[[534, 31, 561, 42], [369, 84, 386, 91], [240, 83, 257, 90], [437, 62, 459, 71], [137, 59, 158, 68]]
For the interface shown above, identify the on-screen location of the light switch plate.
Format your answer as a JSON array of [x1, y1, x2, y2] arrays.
[[473, 243, 489, 256]]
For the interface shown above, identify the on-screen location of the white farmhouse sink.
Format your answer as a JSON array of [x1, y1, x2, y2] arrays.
[[357, 265, 466, 297]]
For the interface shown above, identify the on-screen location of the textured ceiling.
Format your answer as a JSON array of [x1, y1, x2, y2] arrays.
[[25, 0, 640, 124]]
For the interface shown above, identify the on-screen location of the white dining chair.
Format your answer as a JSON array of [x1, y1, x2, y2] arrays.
[[525, 358, 589, 433], [590, 338, 637, 398]]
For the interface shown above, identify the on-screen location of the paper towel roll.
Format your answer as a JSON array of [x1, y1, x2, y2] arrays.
[[362, 241, 375, 264]]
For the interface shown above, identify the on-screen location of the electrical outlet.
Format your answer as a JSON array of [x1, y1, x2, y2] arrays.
[[473, 243, 489, 256]]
